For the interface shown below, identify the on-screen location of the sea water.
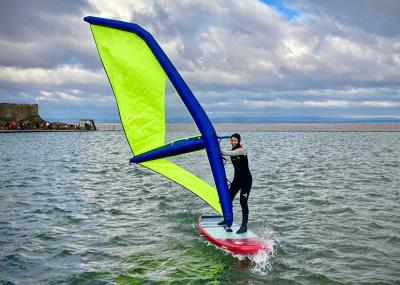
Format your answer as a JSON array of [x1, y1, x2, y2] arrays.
[[0, 129, 399, 284]]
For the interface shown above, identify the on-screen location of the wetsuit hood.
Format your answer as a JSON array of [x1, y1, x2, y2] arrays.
[[230, 133, 241, 150]]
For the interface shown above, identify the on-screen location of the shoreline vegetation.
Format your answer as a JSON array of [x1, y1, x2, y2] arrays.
[[1, 122, 400, 133]]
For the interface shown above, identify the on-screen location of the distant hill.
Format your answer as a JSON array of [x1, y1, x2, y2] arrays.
[[166, 116, 400, 124], [43, 115, 400, 124]]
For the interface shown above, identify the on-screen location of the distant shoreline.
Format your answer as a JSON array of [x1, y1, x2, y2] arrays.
[[2, 122, 400, 133], [0, 129, 89, 133], [168, 122, 400, 132]]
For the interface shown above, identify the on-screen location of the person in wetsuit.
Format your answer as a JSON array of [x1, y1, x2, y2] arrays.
[[219, 133, 252, 234]]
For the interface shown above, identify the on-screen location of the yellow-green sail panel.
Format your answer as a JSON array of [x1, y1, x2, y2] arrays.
[[90, 24, 222, 214], [91, 24, 166, 155], [141, 159, 222, 214]]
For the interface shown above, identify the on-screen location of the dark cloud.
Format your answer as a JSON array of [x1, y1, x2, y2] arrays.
[[0, 0, 89, 40], [0, 0, 99, 69]]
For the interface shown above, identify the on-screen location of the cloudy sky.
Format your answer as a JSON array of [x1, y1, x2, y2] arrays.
[[0, 0, 399, 122]]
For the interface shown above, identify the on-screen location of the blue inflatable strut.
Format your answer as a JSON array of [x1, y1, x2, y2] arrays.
[[84, 16, 233, 226], [130, 136, 205, 164]]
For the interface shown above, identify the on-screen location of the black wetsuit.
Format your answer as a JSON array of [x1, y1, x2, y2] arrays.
[[229, 149, 252, 228]]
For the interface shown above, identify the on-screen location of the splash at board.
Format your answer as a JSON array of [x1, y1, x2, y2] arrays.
[[84, 16, 269, 255]]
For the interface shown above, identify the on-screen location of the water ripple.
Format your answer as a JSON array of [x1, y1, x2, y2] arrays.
[[1, 131, 399, 284]]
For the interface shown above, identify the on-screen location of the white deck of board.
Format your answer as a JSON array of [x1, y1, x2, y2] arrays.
[[199, 216, 258, 239]]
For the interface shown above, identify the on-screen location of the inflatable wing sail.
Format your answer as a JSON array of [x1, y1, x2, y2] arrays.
[[84, 17, 233, 225]]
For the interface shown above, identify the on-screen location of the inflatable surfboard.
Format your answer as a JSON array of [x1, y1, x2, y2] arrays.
[[198, 215, 269, 255]]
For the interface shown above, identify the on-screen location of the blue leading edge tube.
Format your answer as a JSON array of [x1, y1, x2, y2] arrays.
[[84, 16, 233, 226], [130, 137, 205, 164]]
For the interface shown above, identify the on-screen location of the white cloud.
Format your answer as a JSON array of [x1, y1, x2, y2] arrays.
[[183, 69, 248, 86], [243, 99, 351, 109], [0, 65, 106, 86], [159, 36, 185, 62], [303, 100, 350, 108], [85, 0, 155, 21], [35, 90, 82, 102], [360, 101, 400, 108]]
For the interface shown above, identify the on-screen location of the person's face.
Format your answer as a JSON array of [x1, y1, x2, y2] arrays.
[[230, 137, 239, 148]]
